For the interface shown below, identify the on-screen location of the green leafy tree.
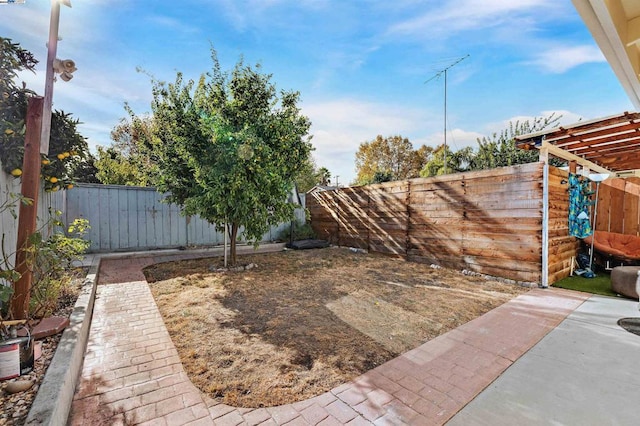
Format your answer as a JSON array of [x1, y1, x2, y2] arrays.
[[95, 116, 158, 186], [294, 157, 316, 192], [294, 158, 332, 192], [371, 170, 393, 184], [470, 114, 561, 170], [420, 145, 473, 177], [315, 166, 331, 186], [355, 135, 431, 185], [131, 50, 313, 264], [95, 146, 140, 185], [41, 111, 91, 191], [0, 37, 90, 189], [72, 153, 100, 184], [1, 38, 37, 174]]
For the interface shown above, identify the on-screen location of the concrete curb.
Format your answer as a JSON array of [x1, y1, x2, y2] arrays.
[[93, 242, 287, 261], [25, 256, 101, 426]]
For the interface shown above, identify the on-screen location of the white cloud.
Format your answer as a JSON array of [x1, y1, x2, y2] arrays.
[[303, 98, 431, 184], [527, 45, 605, 73], [484, 110, 586, 136], [146, 15, 201, 34], [387, 0, 557, 38], [418, 128, 485, 151]]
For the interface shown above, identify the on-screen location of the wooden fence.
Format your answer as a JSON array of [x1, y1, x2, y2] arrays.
[[309, 163, 544, 283], [595, 177, 640, 235], [544, 170, 640, 284]]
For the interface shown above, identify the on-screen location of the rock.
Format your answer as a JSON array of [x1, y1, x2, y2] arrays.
[[5, 380, 34, 394], [210, 263, 259, 273]]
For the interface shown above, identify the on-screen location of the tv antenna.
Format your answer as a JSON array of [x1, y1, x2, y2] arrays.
[[425, 54, 469, 173]]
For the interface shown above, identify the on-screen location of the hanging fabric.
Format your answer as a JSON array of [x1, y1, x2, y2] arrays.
[[568, 173, 593, 238]]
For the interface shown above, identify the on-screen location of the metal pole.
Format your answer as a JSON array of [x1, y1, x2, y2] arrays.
[[589, 181, 601, 271], [224, 219, 228, 267], [443, 68, 447, 174], [40, 0, 62, 154], [541, 163, 549, 288]]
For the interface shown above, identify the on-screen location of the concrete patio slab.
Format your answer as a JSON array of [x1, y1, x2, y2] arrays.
[[447, 295, 640, 426]]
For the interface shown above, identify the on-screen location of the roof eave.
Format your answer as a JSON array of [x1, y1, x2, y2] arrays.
[[572, 0, 640, 110]]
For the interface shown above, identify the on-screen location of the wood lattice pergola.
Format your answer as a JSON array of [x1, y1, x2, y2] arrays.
[[515, 111, 640, 175]]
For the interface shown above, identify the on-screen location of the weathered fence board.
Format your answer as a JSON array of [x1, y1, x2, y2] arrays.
[[1, 170, 64, 269], [308, 163, 544, 283]]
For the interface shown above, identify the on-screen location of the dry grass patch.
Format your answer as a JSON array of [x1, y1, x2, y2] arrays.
[[144, 247, 528, 408]]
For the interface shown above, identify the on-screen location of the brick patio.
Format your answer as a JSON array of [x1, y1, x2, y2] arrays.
[[68, 252, 588, 425]]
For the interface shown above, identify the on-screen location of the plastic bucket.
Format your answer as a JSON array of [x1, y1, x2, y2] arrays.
[[0, 337, 34, 380]]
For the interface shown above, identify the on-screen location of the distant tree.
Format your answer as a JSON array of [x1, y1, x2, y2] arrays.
[[315, 166, 331, 186], [293, 157, 316, 192], [354, 135, 431, 185], [470, 114, 561, 170], [94, 116, 157, 186], [95, 146, 145, 186], [294, 158, 331, 192], [72, 153, 100, 184], [130, 49, 313, 264], [371, 170, 393, 184], [420, 145, 473, 177]]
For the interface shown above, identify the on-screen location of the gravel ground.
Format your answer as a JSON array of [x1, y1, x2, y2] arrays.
[[0, 269, 84, 426], [0, 334, 62, 426]]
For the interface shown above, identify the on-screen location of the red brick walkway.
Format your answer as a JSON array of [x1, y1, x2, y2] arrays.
[[69, 252, 588, 425]]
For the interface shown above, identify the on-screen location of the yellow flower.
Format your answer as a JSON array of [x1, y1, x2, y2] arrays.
[[63, 152, 70, 158], [42, 159, 51, 165], [66, 184, 74, 189], [57, 153, 65, 160], [49, 177, 58, 183], [4, 129, 14, 135], [51, 186, 59, 192], [10, 168, 22, 177]]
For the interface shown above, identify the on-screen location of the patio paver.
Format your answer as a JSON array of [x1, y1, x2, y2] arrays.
[[69, 250, 589, 425]]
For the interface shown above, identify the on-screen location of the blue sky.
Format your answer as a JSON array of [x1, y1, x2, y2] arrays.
[[1, 0, 635, 184]]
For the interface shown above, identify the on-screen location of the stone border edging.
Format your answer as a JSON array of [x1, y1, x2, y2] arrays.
[[25, 255, 101, 426]]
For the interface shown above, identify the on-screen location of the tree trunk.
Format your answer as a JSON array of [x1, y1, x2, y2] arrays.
[[229, 222, 239, 266]]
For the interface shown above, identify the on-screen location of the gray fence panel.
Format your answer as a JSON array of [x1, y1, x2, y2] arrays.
[[3, 175, 306, 256], [186, 215, 223, 247], [1, 169, 64, 269], [63, 183, 305, 253]]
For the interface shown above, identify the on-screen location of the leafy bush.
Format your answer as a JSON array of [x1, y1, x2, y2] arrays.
[[278, 220, 315, 242], [27, 215, 90, 318], [0, 191, 29, 314]]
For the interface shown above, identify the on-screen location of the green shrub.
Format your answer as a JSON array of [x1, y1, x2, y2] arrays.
[[27, 215, 90, 318], [278, 220, 315, 242]]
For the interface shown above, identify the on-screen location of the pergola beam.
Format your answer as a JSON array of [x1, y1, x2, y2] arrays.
[[540, 140, 612, 174], [516, 112, 640, 174]]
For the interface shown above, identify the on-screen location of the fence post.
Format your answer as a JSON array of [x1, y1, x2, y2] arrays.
[[364, 186, 371, 252], [12, 96, 44, 320]]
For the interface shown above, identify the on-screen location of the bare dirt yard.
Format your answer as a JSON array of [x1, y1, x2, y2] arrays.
[[143, 247, 528, 408]]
